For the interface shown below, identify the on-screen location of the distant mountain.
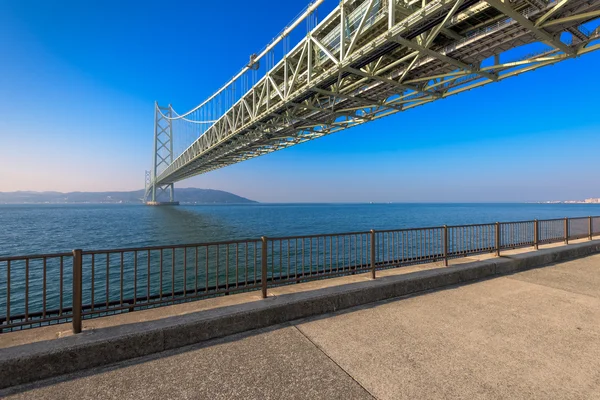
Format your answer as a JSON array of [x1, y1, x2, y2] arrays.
[[0, 188, 257, 204]]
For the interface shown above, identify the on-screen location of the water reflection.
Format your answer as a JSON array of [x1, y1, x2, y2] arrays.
[[149, 206, 237, 245]]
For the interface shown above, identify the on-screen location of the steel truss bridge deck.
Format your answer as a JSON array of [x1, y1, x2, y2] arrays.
[[151, 0, 600, 188]]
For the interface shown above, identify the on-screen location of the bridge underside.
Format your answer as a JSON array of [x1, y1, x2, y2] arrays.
[[155, 0, 600, 186]]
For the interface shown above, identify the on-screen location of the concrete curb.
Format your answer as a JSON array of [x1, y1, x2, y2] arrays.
[[2, 241, 600, 389]]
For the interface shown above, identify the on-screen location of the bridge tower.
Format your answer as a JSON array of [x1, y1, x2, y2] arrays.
[[145, 103, 179, 206]]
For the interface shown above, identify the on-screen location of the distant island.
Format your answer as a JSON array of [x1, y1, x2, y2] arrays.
[[0, 188, 257, 204]]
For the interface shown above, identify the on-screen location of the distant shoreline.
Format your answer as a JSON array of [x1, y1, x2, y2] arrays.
[[0, 188, 257, 205], [0, 202, 258, 205], [3, 201, 600, 206]]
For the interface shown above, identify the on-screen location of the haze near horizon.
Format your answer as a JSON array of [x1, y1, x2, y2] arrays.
[[1, 0, 599, 203]]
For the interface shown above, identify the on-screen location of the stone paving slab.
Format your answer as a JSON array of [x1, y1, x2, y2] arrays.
[[0, 326, 373, 400], [509, 255, 600, 300], [296, 255, 600, 400]]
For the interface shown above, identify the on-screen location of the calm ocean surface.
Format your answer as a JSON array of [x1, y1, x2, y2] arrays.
[[2, 203, 600, 257]]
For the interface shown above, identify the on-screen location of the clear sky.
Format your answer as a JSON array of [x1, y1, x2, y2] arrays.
[[1, 0, 599, 203]]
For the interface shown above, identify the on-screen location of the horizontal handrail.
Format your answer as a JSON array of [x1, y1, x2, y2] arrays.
[[498, 220, 536, 225], [446, 222, 496, 228], [374, 226, 445, 233], [268, 230, 372, 240], [0, 252, 72, 262], [81, 238, 262, 255], [1, 215, 599, 334]]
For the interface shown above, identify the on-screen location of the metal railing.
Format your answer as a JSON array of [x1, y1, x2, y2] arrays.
[[1, 215, 599, 334]]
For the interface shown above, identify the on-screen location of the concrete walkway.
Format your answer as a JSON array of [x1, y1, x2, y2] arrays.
[[2, 254, 600, 399]]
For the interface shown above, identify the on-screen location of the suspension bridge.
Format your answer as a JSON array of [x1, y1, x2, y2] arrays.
[[144, 0, 600, 204]]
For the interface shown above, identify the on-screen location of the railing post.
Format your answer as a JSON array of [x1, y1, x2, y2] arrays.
[[495, 222, 500, 257], [589, 216, 593, 241], [370, 230, 376, 279], [72, 249, 83, 334], [564, 217, 569, 244], [443, 225, 449, 266], [261, 237, 268, 299], [534, 219, 539, 250]]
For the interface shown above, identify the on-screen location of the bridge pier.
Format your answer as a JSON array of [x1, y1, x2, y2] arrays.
[[146, 201, 180, 206]]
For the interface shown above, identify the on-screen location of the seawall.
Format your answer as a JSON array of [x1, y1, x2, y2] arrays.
[[1, 240, 600, 389]]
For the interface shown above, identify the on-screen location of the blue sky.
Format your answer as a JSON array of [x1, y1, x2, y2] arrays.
[[1, 0, 599, 202]]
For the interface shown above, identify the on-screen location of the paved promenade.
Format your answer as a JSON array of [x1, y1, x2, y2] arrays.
[[2, 254, 600, 399]]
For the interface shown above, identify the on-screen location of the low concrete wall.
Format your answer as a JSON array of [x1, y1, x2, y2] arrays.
[[2, 240, 600, 389]]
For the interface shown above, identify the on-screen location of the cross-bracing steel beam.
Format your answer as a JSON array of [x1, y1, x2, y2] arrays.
[[153, 0, 600, 185], [484, 0, 574, 54]]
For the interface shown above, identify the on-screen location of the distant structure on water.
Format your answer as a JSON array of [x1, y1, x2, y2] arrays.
[[538, 198, 600, 204]]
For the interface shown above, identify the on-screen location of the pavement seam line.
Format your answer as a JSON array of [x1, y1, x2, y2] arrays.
[[292, 324, 379, 400], [504, 273, 600, 301]]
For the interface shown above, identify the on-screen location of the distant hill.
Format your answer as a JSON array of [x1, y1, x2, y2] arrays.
[[0, 188, 257, 204]]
